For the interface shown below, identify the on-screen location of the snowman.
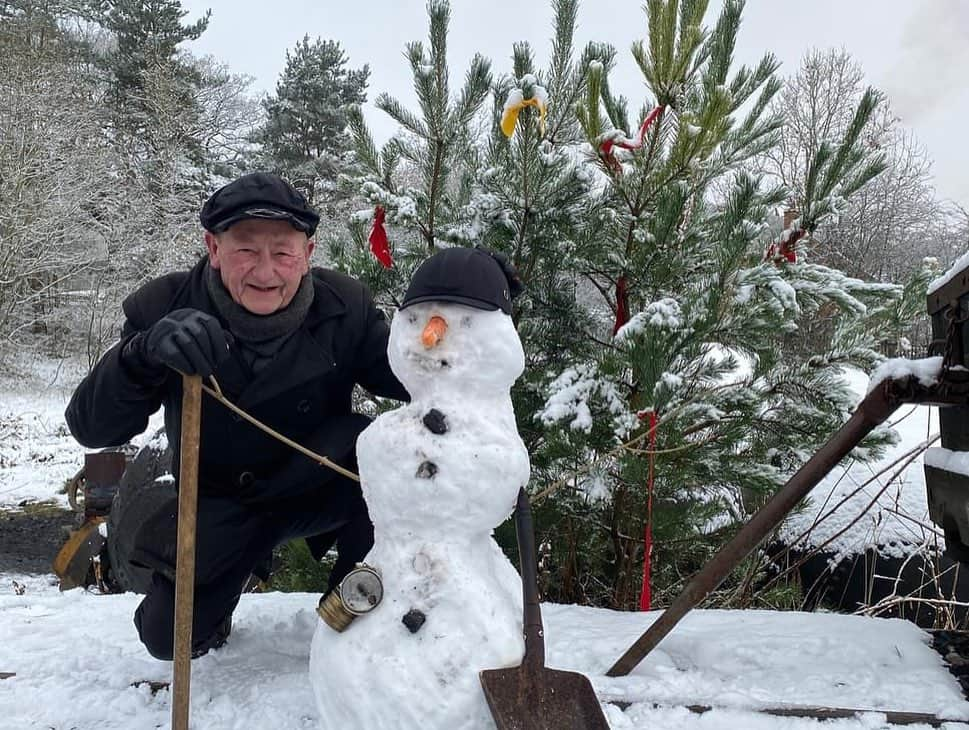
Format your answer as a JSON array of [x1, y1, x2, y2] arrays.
[[309, 246, 530, 729]]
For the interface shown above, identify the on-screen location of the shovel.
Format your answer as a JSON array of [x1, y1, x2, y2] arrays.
[[480, 488, 609, 730]]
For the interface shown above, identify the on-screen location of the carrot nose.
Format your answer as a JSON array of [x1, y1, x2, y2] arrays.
[[421, 316, 448, 348]]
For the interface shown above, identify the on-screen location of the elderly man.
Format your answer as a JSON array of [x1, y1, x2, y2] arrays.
[[66, 172, 408, 659]]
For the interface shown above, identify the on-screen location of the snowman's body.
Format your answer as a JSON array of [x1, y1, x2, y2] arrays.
[[310, 301, 529, 730]]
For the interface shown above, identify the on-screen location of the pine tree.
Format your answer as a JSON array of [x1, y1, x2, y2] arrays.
[[257, 36, 369, 212], [100, 0, 209, 152], [529, 0, 903, 609], [446, 0, 618, 590], [90, 1, 222, 283], [336, 0, 491, 302], [335, 0, 918, 613]]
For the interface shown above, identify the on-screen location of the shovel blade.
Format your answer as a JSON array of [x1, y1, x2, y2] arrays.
[[479, 666, 609, 730]]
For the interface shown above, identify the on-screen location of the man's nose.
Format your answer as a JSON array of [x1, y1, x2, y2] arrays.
[[421, 316, 448, 348], [251, 249, 276, 280]]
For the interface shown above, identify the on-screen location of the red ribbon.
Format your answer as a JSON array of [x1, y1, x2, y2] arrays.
[[639, 410, 658, 611], [765, 228, 805, 264], [600, 105, 666, 173], [369, 206, 393, 268], [613, 276, 629, 336]]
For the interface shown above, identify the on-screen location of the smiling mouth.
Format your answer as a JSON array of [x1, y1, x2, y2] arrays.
[[406, 351, 451, 370]]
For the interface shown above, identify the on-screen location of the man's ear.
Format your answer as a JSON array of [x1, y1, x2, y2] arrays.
[[305, 237, 315, 269], [204, 231, 221, 268]]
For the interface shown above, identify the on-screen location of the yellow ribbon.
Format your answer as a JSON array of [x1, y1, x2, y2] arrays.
[[501, 96, 547, 138]]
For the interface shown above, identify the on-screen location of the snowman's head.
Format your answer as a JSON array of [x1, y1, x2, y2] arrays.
[[389, 302, 525, 399], [401, 246, 523, 315], [390, 247, 525, 399]]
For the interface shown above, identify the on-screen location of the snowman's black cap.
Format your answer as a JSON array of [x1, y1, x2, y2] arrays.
[[401, 246, 524, 315]]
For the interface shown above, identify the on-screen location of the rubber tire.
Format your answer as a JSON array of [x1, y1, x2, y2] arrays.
[[106, 430, 174, 594]]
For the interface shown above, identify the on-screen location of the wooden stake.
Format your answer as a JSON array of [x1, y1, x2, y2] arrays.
[[172, 374, 202, 730]]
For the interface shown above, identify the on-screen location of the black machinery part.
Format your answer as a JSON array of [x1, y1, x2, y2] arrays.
[[106, 431, 174, 594]]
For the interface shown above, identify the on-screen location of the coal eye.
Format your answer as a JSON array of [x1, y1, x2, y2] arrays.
[[407, 313, 417, 324], [460, 316, 472, 328]]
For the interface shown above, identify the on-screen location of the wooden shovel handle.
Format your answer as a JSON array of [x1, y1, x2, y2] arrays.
[[173, 374, 202, 730], [515, 487, 545, 669]]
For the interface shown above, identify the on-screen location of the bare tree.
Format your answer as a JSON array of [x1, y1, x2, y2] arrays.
[[821, 126, 943, 282], [0, 42, 119, 351], [191, 54, 262, 171], [763, 48, 943, 283], [0, 7, 263, 364]]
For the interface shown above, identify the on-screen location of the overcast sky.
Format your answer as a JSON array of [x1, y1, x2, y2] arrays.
[[178, 0, 969, 209]]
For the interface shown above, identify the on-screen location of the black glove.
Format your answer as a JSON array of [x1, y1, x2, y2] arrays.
[[143, 309, 231, 377]]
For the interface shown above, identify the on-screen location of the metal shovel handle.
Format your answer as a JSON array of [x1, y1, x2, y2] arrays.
[[173, 374, 202, 730], [516, 487, 545, 670]]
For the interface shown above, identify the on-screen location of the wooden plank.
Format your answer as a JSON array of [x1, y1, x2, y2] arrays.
[[608, 702, 966, 727]]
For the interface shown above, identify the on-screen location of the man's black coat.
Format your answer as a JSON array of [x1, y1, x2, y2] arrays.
[[66, 256, 408, 507]]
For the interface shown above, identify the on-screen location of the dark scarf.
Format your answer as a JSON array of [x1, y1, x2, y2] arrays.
[[206, 262, 314, 373]]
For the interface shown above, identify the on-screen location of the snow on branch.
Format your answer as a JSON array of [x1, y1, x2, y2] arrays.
[[866, 356, 942, 393], [538, 364, 637, 438]]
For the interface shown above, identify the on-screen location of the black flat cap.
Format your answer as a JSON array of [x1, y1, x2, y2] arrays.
[[200, 172, 320, 236], [401, 246, 524, 315]]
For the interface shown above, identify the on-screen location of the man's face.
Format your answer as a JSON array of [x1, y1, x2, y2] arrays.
[[205, 219, 314, 315]]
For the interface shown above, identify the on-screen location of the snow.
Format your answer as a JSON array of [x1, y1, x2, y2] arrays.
[[769, 277, 800, 311], [927, 250, 969, 295], [779, 368, 941, 564], [0, 388, 77, 510], [926, 447, 969, 477], [505, 75, 549, 112], [538, 364, 637, 437], [0, 576, 965, 729], [360, 181, 419, 222], [2, 354, 967, 730], [530, 84, 549, 108], [0, 356, 85, 509], [538, 364, 599, 432], [615, 297, 685, 341], [0, 354, 163, 511], [867, 356, 943, 393], [502, 88, 524, 114]]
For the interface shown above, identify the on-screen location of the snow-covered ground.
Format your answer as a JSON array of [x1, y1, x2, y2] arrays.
[[778, 367, 941, 565], [0, 353, 161, 511], [1, 357, 967, 729], [0, 573, 966, 730], [0, 355, 85, 511]]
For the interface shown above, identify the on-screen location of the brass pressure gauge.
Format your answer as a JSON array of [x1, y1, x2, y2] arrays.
[[317, 563, 384, 632]]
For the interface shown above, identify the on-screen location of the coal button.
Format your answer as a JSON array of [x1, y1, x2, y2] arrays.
[[402, 609, 426, 634], [415, 461, 438, 479], [422, 409, 448, 435]]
